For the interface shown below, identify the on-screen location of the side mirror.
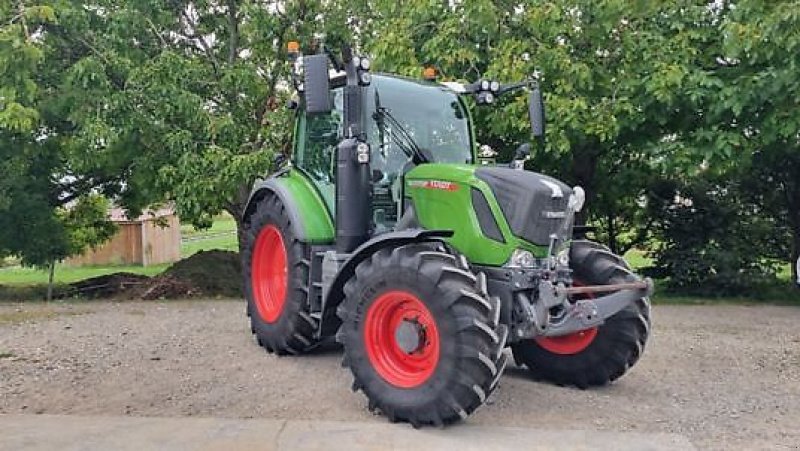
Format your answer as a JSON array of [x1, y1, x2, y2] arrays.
[[514, 143, 531, 160], [303, 54, 332, 114], [529, 85, 545, 138], [510, 143, 530, 170]]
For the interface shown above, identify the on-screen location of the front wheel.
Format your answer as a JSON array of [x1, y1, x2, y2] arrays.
[[511, 240, 651, 388], [336, 244, 507, 426]]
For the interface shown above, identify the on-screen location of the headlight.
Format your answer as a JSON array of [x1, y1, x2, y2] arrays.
[[359, 57, 371, 71], [507, 249, 535, 267], [556, 247, 570, 267], [569, 186, 586, 212]]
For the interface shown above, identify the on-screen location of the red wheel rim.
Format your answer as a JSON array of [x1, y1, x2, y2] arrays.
[[535, 279, 598, 355], [251, 225, 288, 323], [364, 291, 440, 388]]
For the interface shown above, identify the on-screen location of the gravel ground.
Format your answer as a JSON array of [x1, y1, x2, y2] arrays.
[[1, 300, 798, 450]]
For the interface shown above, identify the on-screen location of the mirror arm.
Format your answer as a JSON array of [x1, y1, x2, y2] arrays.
[[325, 47, 344, 72], [497, 81, 528, 96]]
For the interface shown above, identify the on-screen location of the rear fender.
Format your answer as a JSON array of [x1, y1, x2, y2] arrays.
[[243, 169, 334, 244]]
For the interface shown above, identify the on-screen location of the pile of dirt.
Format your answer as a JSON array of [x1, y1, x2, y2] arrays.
[[68, 273, 151, 299], [64, 250, 243, 301], [161, 250, 242, 298], [139, 275, 198, 300]]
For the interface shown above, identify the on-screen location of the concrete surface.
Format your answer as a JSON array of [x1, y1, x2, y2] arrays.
[[0, 414, 695, 451]]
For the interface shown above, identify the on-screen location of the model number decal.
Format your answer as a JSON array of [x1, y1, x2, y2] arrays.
[[408, 180, 459, 192]]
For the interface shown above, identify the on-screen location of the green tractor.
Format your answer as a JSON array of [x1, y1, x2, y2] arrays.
[[241, 44, 652, 426]]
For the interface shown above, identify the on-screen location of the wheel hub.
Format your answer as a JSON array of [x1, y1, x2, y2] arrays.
[[394, 318, 426, 354], [363, 291, 440, 388]]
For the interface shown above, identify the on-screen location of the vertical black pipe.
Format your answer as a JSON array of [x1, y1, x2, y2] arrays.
[[335, 49, 371, 253]]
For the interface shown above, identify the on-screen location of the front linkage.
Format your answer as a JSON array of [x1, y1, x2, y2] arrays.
[[481, 259, 653, 343]]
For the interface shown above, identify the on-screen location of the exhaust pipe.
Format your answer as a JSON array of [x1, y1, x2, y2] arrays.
[[336, 46, 372, 253]]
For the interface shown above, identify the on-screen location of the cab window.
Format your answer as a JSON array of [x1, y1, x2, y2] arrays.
[[295, 89, 343, 211]]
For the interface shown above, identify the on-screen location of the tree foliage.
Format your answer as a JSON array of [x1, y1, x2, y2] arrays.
[[2, 0, 351, 266], [717, 0, 800, 283], [0, 2, 114, 268], [645, 175, 785, 296], [358, 1, 729, 254]]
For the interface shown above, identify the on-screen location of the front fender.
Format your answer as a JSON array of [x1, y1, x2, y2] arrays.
[[318, 229, 454, 337]]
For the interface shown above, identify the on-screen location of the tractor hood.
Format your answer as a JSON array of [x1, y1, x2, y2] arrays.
[[474, 167, 573, 246], [404, 163, 575, 265]]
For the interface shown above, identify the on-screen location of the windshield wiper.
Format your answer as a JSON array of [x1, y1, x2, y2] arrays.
[[373, 91, 430, 165]]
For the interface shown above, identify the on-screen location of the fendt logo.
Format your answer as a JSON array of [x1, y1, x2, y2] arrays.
[[408, 180, 460, 192]]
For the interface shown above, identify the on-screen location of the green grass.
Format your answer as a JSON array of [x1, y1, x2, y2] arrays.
[[0, 214, 239, 289], [777, 262, 793, 282], [623, 248, 653, 270], [0, 263, 169, 286], [180, 213, 238, 257], [180, 213, 237, 237], [652, 293, 800, 306], [181, 233, 238, 257]]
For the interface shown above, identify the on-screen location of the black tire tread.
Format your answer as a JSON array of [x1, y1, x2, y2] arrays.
[[242, 194, 318, 356], [337, 244, 506, 426]]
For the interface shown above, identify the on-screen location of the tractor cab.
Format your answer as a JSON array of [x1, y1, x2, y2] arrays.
[[294, 74, 473, 233]]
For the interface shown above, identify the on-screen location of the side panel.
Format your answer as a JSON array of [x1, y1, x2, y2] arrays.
[[244, 168, 335, 244], [405, 164, 548, 266]]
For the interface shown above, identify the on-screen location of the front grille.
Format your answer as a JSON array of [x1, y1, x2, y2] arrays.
[[475, 167, 572, 246]]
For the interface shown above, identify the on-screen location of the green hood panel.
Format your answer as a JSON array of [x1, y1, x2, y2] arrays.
[[405, 164, 548, 265]]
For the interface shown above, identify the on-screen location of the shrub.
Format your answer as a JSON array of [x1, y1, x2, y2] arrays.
[[644, 176, 785, 296]]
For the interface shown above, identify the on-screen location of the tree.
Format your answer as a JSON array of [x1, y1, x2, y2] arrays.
[[45, 0, 352, 248], [358, 0, 728, 254], [3, 0, 353, 262], [1, 2, 116, 298], [718, 0, 800, 284], [645, 174, 784, 296]]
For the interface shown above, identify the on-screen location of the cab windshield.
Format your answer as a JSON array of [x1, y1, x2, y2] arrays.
[[364, 75, 472, 231], [366, 75, 472, 170]]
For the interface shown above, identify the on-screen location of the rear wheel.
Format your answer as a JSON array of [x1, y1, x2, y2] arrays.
[[511, 241, 651, 388], [337, 244, 507, 426], [242, 194, 318, 355]]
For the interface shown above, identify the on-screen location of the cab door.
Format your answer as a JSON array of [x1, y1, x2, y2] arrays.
[[294, 88, 343, 213]]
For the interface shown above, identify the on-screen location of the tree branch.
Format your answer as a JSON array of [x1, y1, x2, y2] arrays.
[[227, 0, 239, 64], [17, 1, 30, 40], [144, 16, 169, 48], [179, 9, 220, 74]]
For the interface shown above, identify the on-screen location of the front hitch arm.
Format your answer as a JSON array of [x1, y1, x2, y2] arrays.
[[542, 278, 653, 338]]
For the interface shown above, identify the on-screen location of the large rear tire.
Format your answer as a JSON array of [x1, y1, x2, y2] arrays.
[[242, 194, 318, 355], [511, 240, 651, 388], [337, 244, 507, 426]]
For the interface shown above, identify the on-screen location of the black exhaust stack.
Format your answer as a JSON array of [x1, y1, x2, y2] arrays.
[[335, 46, 372, 253]]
